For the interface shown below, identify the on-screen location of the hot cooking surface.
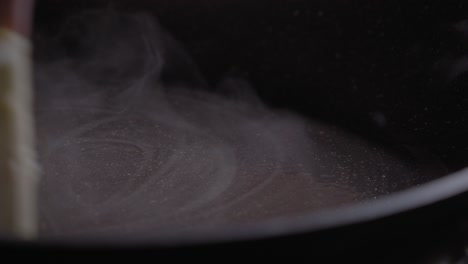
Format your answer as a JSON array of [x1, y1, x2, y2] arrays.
[[32, 0, 468, 241]]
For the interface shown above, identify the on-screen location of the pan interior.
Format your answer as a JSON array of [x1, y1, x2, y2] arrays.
[[33, 1, 468, 240]]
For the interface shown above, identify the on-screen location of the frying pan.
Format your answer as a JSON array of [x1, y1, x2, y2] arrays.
[[4, 0, 468, 262]]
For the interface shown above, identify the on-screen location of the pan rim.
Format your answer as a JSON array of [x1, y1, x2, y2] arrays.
[[4, 167, 468, 249]]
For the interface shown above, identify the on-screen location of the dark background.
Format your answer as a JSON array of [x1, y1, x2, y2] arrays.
[[35, 0, 468, 172]]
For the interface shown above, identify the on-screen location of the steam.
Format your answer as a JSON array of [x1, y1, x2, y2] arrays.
[[34, 10, 434, 239]]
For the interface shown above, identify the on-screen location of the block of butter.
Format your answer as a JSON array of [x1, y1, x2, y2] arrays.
[[0, 28, 38, 239]]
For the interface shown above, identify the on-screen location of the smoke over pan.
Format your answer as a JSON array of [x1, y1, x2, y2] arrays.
[[34, 9, 444, 239]]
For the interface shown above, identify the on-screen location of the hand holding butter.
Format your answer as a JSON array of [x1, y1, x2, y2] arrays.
[[0, 0, 38, 239]]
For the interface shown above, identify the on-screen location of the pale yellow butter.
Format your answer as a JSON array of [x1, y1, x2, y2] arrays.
[[0, 28, 38, 239]]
